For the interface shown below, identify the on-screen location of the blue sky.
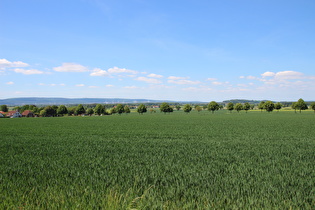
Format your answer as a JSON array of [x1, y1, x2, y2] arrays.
[[1, 0, 315, 102]]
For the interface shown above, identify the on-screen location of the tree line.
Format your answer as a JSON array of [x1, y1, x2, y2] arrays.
[[1, 98, 315, 117]]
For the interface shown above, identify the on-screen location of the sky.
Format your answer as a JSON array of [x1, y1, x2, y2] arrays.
[[1, 0, 315, 102]]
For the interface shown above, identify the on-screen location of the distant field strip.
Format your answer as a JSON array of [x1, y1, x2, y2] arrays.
[[0, 111, 314, 209]]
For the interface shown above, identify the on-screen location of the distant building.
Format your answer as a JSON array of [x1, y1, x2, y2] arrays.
[[22, 110, 35, 117], [7, 111, 22, 118]]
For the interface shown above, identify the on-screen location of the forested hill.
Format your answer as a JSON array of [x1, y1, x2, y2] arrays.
[[0, 97, 165, 106]]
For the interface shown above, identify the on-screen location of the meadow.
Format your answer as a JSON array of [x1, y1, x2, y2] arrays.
[[0, 110, 314, 209]]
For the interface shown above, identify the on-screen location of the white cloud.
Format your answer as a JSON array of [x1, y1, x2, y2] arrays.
[[135, 77, 162, 84], [89, 86, 98, 88], [246, 76, 257, 80], [261, 71, 276, 77], [75, 84, 85, 87], [239, 76, 245, 79], [90, 68, 109, 76], [206, 78, 217, 81], [167, 76, 188, 80], [106, 84, 114, 87], [108, 67, 138, 74], [124, 86, 138, 89], [0, 58, 29, 69], [147, 73, 163, 78], [168, 79, 201, 85], [54, 63, 89, 72], [6, 81, 14, 85], [274, 71, 304, 80], [14, 68, 44, 75], [212, 81, 223, 85]]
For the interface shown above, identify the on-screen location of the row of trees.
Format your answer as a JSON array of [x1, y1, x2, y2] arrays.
[[1, 99, 315, 117]]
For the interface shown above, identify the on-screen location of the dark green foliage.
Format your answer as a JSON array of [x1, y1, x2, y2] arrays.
[[57, 105, 68, 116], [258, 101, 265, 112], [86, 108, 94, 116], [183, 104, 192, 113], [0, 104, 8, 112], [311, 102, 315, 113], [0, 112, 314, 209], [274, 102, 282, 112], [116, 104, 124, 114], [243, 102, 250, 113], [124, 105, 131, 114], [207, 101, 219, 113], [175, 105, 181, 111], [294, 98, 308, 113], [264, 101, 275, 112], [226, 102, 234, 113], [137, 104, 147, 114], [160, 102, 173, 113], [235, 103, 243, 112], [76, 104, 86, 115], [43, 106, 57, 116], [94, 104, 105, 116]]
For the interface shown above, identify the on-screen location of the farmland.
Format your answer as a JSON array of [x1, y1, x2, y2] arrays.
[[0, 111, 314, 209]]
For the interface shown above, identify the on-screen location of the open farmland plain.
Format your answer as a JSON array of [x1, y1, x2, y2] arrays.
[[0, 111, 314, 209]]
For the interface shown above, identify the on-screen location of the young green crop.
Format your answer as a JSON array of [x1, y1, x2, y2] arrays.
[[0, 111, 314, 209]]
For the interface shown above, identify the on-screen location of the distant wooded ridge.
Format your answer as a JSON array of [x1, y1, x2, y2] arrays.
[[0, 97, 313, 106]]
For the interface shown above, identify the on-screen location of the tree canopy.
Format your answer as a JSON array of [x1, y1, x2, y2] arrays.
[[76, 104, 85, 115], [226, 102, 234, 113], [137, 104, 147, 114], [293, 98, 308, 113], [160, 102, 173, 113], [264, 101, 275, 112], [183, 104, 192, 113], [235, 103, 243, 113], [207, 101, 219, 113]]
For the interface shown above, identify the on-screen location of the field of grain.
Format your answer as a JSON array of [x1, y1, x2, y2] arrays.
[[0, 111, 314, 209]]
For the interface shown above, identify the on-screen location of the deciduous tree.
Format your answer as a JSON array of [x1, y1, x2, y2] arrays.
[[86, 108, 94, 116], [235, 103, 243, 113], [183, 104, 192, 113], [207, 101, 219, 114], [264, 101, 275, 112], [160, 102, 173, 114], [258, 101, 265, 112], [124, 105, 131, 114], [195, 105, 202, 112], [94, 104, 105, 116], [57, 105, 68, 116], [274, 102, 282, 112], [116, 104, 124, 115], [310, 102, 315, 113], [243, 102, 251, 113], [137, 104, 147, 114], [76, 104, 85, 115], [0, 105, 8, 112], [294, 98, 308, 113], [226, 102, 234, 113]]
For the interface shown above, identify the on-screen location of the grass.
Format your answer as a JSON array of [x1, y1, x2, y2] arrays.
[[0, 110, 314, 209]]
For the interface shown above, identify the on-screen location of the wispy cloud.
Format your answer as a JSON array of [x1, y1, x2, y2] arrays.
[[135, 77, 162, 84], [54, 63, 89, 72], [0, 58, 29, 69], [168, 79, 201, 85], [90, 68, 109, 76], [75, 84, 85, 87], [167, 76, 188, 80], [147, 73, 163, 78], [108, 67, 138, 74], [14, 68, 44, 75], [6, 81, 14, 85], [124, 86, 138, 89]]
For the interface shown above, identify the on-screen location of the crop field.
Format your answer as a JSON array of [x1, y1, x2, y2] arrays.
[[0, 111, 314, 209]]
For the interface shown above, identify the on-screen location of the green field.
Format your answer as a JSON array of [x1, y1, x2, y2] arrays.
[[0, 111, 314, 209]]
